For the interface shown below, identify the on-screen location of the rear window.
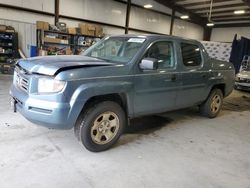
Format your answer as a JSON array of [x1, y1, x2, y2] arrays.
[[181, 43, 202, 66]]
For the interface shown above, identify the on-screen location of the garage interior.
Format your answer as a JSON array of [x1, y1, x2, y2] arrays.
[[0, 0, 250, 188]]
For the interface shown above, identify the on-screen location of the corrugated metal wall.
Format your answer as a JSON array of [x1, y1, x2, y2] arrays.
[[0, 19, 36, 57]]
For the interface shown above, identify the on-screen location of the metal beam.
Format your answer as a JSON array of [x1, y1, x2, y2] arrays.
[[125, 0, 131, 34], [212, 13, 250, 19], [213, 22, 250, 28], [199, 8, 250, 16], [114, 0, 171, 17], [180, 0, 236, 7], [169, 9, 175, 35], [55, 0, 59, 25], [115, 0, 204, 26], [203, 27, 212, 41], [242, 0, 250, 6], [154, 0, 207, 26], [214, 18, 250, 22], [189, 3, 246, 12]]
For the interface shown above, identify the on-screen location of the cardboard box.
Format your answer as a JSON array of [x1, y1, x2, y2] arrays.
[[0, 25, 6, 31], [95, 25, 103, 37], [76, 27, 81, 34], [68, 27, 76, 34], [36, 21, 49, 30], [36, 21, 44, 29], [43, 22, 49, 30], [44, 37, 62, 44], [60, 39, 69, 44], [87, 24, 96, 36], [38, 49, 48, 56], [65, 48, 72, 55], [79, 23, 87, 35], [78, 23, 96, 36], [5, 30, 15, 33], [44, 37, 69, 44]]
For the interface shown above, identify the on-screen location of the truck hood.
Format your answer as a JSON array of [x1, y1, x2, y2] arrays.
[[17, 55, 114, 76]]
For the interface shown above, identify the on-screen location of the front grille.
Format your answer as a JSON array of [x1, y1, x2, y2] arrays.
[[16, 74, 29, 92], [239, 78, 250, 83], [14, 66, 29, 92]]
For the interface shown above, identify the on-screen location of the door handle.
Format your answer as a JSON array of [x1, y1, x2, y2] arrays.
[[171, 74, 177, 81]]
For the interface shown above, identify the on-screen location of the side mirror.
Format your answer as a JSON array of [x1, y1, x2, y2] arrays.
[[139, 58, 158, 70]]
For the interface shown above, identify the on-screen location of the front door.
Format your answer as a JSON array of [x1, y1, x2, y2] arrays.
[[133, 40, 181, 116]]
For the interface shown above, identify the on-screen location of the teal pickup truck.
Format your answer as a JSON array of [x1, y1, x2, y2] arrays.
[[10, 34, 235, 152]]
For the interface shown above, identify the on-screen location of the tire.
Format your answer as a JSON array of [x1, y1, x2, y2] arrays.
[[200, 89, 223, 118], [75, 101, 126, 152]]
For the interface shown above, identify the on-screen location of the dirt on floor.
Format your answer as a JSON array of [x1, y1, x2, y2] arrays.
[[223, 92, 250, 111]]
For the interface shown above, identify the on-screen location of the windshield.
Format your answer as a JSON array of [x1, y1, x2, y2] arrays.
[[83, 37, 146, 63]]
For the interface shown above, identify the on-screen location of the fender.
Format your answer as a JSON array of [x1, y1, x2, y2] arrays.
[[67, 80, 134, 127]]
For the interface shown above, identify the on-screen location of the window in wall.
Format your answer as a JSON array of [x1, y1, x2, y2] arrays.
[[181, 43, 202, 66], [143, 41, 174, 69]]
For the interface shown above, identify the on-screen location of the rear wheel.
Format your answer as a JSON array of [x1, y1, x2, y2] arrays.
[[200, 89, 223, 118], [75, 101, 126, 152]]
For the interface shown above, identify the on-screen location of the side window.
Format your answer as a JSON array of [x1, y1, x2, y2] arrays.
[[143, 41, 174, 69], [181, 43, 202, 67]]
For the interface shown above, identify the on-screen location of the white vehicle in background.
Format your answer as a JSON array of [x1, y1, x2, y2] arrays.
[[235, 56, 250, 91]]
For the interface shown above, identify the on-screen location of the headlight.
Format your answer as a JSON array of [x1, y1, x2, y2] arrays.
[[235, 76, 240, 81], [38, 78, 66, 94]]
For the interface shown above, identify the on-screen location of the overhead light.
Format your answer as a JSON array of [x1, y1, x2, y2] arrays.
[[234, 10, 245, 14], [144, 4, 153, 8], [180, 15, 189, 19], [207, 22, 214, 27]]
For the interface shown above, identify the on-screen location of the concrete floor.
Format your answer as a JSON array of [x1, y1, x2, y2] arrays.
[[0, 74, 250, 188]]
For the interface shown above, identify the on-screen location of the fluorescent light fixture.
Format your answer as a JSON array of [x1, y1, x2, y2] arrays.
[[180, 15, 189, 19], [234, 10, 245, 14], [144, 4, 153, 8], [206, 22, 214, 27]]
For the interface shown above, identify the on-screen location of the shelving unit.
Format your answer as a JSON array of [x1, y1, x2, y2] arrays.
[[0, 31, 19, 74], [36, 29, 101, 56]]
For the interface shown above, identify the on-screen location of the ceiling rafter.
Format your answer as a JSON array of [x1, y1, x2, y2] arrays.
[[242, 0, 250, 6], [188, 3, 247, 12], [176, 0, 238, 7], [213, 17, 250, 21], [212, 13, 250, 18], [154, 0, 207, 26], [199, 8, 250, 16], [154, 0, 250, 27]]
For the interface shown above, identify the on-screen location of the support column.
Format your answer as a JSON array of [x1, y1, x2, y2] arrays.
[[55, 0, 59, 25], [203, 27, 212, 41], [125, 0, 131, 34], [169, 9, 175, 35]]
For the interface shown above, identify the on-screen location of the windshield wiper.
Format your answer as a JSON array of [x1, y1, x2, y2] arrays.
[[93, 56, 114, 63]]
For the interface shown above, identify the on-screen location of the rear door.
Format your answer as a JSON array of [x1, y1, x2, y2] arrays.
[[175, 41, 209, 109], [133, 40, 181, 116]]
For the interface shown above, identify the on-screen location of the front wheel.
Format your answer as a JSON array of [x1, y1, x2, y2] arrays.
[[75, 101, 126, 152], [200, 89, 223, 118]]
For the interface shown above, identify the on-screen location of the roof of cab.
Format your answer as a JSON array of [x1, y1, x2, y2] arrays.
[[109, 34, 199, 43]]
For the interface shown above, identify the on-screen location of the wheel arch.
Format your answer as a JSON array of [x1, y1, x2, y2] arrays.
[[211, 83, 225, 97], [80, 93, 129, 116]]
